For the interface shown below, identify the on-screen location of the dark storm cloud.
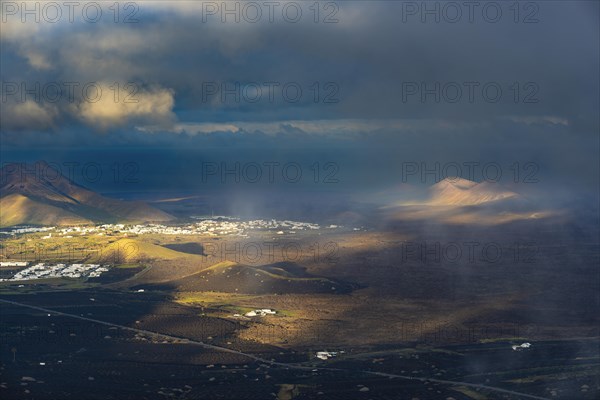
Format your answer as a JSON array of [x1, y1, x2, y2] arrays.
[[0, 1, 598, 196], [1, 1, 598, 133]]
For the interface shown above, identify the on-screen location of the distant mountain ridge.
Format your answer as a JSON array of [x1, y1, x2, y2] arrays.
[[382, 177, 549, 225], [427, 177, 519, 206], [0, 161, 174, 227]]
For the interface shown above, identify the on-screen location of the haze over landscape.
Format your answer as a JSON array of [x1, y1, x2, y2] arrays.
[[0, 1, 599, 399]]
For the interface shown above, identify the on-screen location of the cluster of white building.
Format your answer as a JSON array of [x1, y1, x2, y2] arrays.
[[0, 263, 110, 282], [232, 309, 277, 318], [109, 219, 323, 236], [0, 261, 29, 267], [244, 309, 277, 317], [2, 218, 329, 238], [512, 342, 532, 351], [0, 226, 54, 235], [2, 219, 360, 242], [316, 351, 338, 360]]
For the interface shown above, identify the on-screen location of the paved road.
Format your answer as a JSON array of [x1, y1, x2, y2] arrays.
[[0, 298, 549, 400]]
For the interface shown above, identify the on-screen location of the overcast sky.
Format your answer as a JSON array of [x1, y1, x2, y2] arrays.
[[1, 1, 598, 195]]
